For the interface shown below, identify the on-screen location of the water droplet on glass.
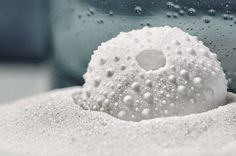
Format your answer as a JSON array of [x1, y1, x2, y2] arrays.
[[166, 2, 174, 9], [188, 8, 196, 16], [108, 10, 114, 16], [208, 9, 216, 16], [134, 6, 142, 15], [204, 18, 210, 23]]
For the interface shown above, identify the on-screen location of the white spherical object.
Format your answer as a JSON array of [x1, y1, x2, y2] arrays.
[[77, 26, 228, 121]]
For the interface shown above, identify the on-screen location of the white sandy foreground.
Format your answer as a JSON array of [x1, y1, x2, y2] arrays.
[[0, 87, 236, 156]]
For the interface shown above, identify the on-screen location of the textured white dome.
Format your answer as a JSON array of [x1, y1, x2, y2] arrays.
[[76, 26, 228, 121]]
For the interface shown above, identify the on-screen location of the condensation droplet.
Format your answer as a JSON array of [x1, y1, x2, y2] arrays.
[[134, 6, 142, 14], [208, 9, 216, 16], [188, 8, 196, 16]]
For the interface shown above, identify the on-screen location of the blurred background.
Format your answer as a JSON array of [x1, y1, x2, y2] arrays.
[[0, 0, 236, 104], [0, 0, 52, 104]]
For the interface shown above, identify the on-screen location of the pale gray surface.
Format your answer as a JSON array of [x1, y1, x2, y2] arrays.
[[0, 150, 19, 156], [0, 63, 52, 104]]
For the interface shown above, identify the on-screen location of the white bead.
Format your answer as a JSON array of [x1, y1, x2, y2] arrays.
[[143, 92, 153, 104], [123, 95, 134, 107], [141, 108, 150, 117]]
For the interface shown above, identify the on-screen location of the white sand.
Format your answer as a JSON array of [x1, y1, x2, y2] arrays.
[[0, 87, 236, 156]]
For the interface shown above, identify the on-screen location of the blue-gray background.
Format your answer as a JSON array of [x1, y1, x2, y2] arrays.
[[0, 0, 51, 103]]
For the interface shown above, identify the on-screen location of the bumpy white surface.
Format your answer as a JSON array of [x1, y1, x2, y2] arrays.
[[0, 88, 236, 156], [77, 26, 228, 121]]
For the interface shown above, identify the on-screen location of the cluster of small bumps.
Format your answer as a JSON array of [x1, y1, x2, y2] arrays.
[[74, 26, 228, 121]]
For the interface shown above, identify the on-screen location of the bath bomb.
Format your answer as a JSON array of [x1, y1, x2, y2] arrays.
[[76, 26, 228, 121]]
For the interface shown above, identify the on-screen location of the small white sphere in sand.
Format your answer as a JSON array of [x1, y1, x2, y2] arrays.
[[77, 26, 228, 121]]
